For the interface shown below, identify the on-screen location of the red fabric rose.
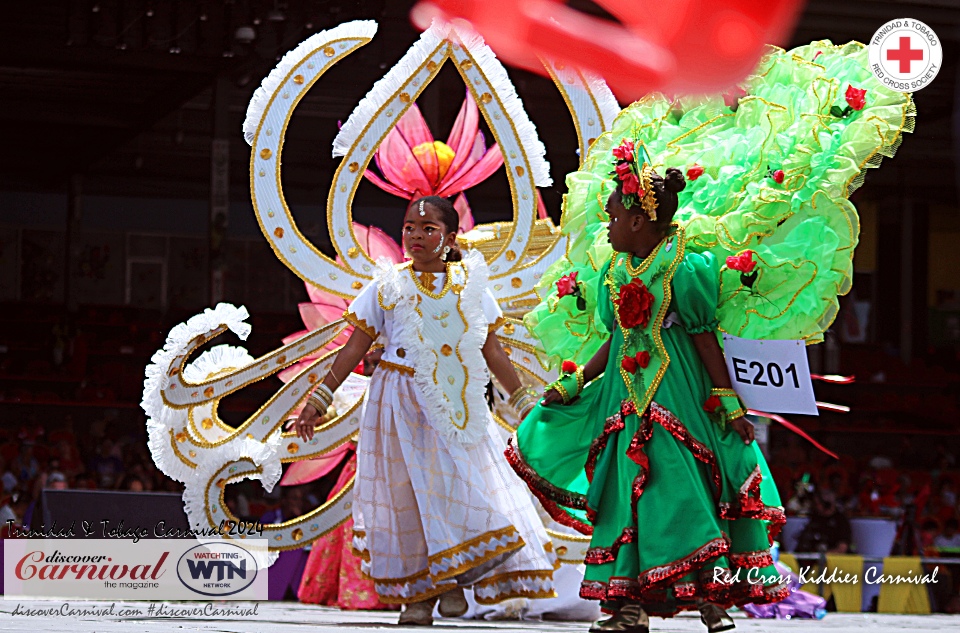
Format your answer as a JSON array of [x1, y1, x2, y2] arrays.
[[845, 85, 867, 111], [635, 351, 650, 369], [612, 139, 635, 161], [616, 278, 655, 329], [686, 164, 704, 181], [556, 271, 578, 298], [621, 172, 641, 195], [621, 355, 638, 373], [772, 169, 785, 184], [703, 395, 722, 413], [726, 251, 756, 273], [561, 360, 578, 375], [615, 162, 633, 178]]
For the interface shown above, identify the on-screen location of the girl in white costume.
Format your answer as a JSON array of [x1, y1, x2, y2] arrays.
[[295, 196, 556, 625]]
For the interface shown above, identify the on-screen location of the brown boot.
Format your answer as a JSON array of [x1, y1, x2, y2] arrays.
[[589, 602, 649, 633], [698, 602, 735, 632], [437, 586, 468, 617], [399, 597, 437, 626]]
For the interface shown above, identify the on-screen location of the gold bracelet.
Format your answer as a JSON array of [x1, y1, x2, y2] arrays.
[[512, 393, 536, 413], [575, 366, 585, 395], [508, 386, 528, 408], [552, 381, 571, 404]]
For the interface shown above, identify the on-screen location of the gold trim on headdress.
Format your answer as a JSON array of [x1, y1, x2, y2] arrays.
[[639, 163, 658, 222]]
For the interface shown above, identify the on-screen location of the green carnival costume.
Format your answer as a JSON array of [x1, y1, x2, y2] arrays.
[[505, 41, 914, 615]]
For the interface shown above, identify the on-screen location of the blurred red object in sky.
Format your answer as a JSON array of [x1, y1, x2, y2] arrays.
[[412, 0, 805, 101]]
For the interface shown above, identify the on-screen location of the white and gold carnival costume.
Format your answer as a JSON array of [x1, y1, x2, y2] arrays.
[[342, 250, 556, 603]]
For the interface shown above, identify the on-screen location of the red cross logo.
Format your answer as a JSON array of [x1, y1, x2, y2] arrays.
[[886, 36, 924, 74]]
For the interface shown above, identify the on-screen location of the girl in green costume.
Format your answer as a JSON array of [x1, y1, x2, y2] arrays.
[[508, 161, 786, 633], [506, 40, 914, 633]]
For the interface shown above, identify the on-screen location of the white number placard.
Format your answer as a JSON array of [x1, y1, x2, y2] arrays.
[[722, 335, 818, 415]]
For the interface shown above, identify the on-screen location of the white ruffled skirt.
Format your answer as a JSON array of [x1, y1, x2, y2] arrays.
[[352, 364, 558, 604]]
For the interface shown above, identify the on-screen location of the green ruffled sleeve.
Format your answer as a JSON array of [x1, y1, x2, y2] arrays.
[[673, 252, 721, 335], [596, 259, 615, 331]]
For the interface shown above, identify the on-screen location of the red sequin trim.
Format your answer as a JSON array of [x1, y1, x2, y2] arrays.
[[584, 527, 638, 565], [637, 536, 730, 593], [579, 580, 608, 601], [585, 413, 625, 482], [607, 577, 642, 600], [729, 549, 774, 569], [718, 465, 787, 544], [504, 437, 593, 535]]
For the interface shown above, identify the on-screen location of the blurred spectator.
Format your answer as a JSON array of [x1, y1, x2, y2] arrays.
[[796, 490, 852, 553], [45, 472, 68, 490], [941, 480, 958, 508], [54, 439, 84, 478], [119, 475, 144, 492], [786, 476, 815, 516], [11, 443, 39, 485], [25, 471, 69, 528], [0, 490, 30, 527], [868, 453, 893, 469], [88, 439, 123, 488], [920, 517, 941, 551], [0, 458, 17, 493], [934, 518, 960, 550]]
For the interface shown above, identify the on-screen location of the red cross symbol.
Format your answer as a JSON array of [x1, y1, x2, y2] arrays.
[[886, 36, 924, 74]]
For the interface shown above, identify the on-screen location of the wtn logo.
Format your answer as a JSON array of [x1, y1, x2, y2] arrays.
[[176, 542, 261, 597], [185, 559, 247, 581]]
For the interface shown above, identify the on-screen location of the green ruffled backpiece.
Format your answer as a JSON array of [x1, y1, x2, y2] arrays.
[[527, 41, 914, 365]]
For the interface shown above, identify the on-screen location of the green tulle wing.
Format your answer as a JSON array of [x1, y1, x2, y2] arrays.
[[525, 40, 914, 363]]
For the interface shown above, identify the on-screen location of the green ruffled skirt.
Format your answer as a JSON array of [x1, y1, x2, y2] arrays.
[[507, 322, 788, 615]]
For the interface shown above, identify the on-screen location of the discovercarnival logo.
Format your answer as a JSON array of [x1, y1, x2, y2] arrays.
[[4, 539, 268, 600], [176, 541, 259, 597]]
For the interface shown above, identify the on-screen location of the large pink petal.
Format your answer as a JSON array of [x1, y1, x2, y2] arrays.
[[444, 92, 481, 181], [393, 104, 440, 188], [436, 145, 503, 197], [355, 223, 404, 263], [453, 193, 475, 233], [396, 102, 434, 148], [280, 445, 352, 486], [373, 125, 434, 195], [536, 190, 549, 219], [363, 168, 413, 198], [305, 283, 350, 309]]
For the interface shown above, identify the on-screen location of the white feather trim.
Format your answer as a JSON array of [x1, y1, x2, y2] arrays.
[[243, 20, 378, 146], [332, 26, 443, 157], [182, 344, 254, 383], [452, 24, 552, 187], [583, 69, 621, 130], [180, 432, 282, 568], [142, 304, 253, 482]]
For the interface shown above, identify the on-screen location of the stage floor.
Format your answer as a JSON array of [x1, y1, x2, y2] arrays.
[[0, 601, 957, 632]]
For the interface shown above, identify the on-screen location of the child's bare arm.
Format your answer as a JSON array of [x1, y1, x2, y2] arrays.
[[481, 331, 523, 395], [294, 328, 373, 441], [691, 331, 754, 444]]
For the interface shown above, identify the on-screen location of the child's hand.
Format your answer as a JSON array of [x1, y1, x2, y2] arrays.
[[730, 416, 755, 445], [540, 388, 564, 406], [294, 403, 322, 442]]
